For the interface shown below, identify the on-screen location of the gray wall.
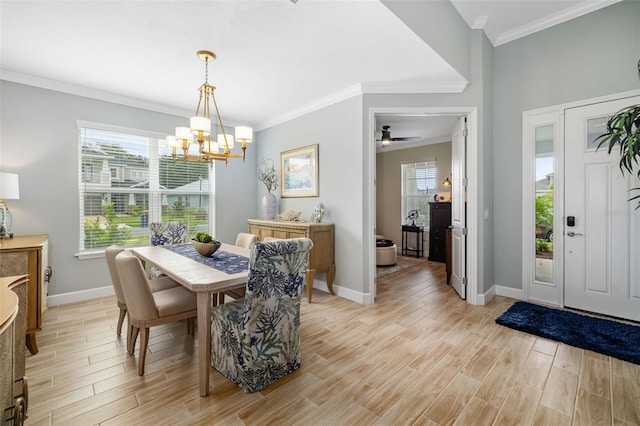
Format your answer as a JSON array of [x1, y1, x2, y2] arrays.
[[376, 142, 452, 247], [492, 0, 640, 289], [0, 81, 257, 296], [382, 0, 471, 81], [256, 96, 364, 295]]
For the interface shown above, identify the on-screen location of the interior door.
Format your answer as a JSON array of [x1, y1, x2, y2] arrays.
[[564, 96, 640, 321], [450, 117, 467, 299]]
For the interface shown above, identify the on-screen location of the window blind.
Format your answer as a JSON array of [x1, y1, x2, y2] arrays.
[[401, 161, 436, 227], [78, 125, 212, 251]]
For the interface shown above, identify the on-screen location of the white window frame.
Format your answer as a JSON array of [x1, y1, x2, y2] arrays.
[[76, 121, 213, 258], [401, 160, 436, 228]]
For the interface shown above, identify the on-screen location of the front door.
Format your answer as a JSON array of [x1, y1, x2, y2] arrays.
[[451, 117, 467, 299], [564, 96, 640, 321]]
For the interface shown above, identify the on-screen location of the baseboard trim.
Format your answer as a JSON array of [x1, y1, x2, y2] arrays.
[[478, 286, 496, 305], [47, 285, 114, 307], [494, 285, 525, 301], [48, 282, 365, 308], [313, 280, 366, 304]]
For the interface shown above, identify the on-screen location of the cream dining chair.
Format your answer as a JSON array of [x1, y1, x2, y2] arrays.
[[235, 232, 258, 248], [115, 250, 198, 376], [218, 233, 258, 304], [104, 246, 180, 351]]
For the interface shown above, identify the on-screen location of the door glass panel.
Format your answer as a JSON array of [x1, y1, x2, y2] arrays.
[[535, 125, 554, 283], [586, 116, 608, 151]]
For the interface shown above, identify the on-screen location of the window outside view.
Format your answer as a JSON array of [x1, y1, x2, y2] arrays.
[[79, 127, 211, 251], [535, 125, 554, 283], [402, 161, 436, 228]]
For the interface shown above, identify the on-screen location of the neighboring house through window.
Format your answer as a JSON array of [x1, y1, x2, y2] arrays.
[[401, 161, 436, 228], [78, 123, 212, 251]]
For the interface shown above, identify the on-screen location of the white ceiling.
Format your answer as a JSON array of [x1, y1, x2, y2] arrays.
[[1, 0, 621, 139]]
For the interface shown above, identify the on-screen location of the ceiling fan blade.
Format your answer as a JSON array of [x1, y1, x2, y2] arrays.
[[391, 136, 421, 142]]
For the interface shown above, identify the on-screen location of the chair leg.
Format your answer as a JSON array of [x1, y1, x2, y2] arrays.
[[116, 307, 127, 337], [188, 317, 196, 335], [138, 327, 150, 376], [128, 326, 139, 354]]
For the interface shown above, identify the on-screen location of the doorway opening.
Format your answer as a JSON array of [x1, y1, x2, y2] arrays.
[[366, 107, 479, 304]]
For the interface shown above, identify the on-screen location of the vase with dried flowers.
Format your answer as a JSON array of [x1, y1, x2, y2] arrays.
[[258, 159, 279, 220]]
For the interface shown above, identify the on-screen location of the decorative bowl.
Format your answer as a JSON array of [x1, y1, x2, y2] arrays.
[[191, 239, 221, 257]]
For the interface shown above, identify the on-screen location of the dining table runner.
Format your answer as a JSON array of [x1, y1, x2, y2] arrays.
[[161, 243, 249, 274]]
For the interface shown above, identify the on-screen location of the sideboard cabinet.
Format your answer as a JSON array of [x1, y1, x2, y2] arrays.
[[247, 220, 335, 303], [0, 235, 50, 354]]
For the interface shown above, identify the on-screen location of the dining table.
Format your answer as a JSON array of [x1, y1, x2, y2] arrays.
[[131, 242, 250, 397]]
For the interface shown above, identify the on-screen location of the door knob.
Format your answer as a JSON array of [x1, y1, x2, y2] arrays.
[[567, 231, 583, 237]]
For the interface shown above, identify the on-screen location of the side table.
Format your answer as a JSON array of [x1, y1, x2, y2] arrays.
[[401, 225, 424, 258]]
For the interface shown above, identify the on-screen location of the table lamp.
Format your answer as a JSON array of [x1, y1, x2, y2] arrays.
[[0, 172, 20, 238]]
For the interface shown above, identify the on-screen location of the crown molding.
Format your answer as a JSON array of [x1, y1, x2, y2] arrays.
[[3, 68, 469, 134], [472, 15, 489, 30], [255, 79, 469, 131], [0, 69, 192, 118], [255, 84, 364, 131], [494, 0, 623, 46]]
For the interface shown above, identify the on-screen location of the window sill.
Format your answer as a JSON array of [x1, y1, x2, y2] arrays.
[[75, 250, 105, 260]]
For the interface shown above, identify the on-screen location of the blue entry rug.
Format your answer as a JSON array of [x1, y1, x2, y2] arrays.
[[162, 243, 249, 275], [496, 301, 640, 365]]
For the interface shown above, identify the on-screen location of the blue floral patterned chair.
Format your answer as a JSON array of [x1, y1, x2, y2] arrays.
[[149, 222, 188, 246], [210, 237, 313, 393], [148, 222, 188, 278]]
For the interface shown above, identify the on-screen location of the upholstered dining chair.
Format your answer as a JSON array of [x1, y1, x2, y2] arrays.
[[210, 237, 313, 392], [235, 232, 258, 248], [115, 250, 198, 376], [147, 221, 188, 278], [149, 221, 188, 246], [104, 246, 179, 349], [218, 233, 259, 304]]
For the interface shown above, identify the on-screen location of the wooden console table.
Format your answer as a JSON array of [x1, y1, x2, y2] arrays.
[[0, 235, 50, 354], [247, 220, 335, 303]]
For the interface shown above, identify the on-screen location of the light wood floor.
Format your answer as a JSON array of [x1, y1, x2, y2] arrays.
[[25, 261, 640, 425]]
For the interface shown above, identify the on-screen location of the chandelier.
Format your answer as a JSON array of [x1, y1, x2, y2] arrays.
[[166, 50, 253, 165]]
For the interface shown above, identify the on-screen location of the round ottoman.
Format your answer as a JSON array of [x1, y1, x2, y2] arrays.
[[376, 239, 397, 266]]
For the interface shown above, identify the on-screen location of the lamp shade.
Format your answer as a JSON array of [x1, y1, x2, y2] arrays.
[[175, 126, 193, 142], [218, 133, 234, 149], [235, 126, 253, 143], [165, 135, 180, 149], [190, 116, 211, 136], [0, 172, 20, 200]]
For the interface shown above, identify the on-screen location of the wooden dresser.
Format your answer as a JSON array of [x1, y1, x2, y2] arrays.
[[247, 220, 335, 303], [0, 275, 28, 425], [0, 235, 50, 354]]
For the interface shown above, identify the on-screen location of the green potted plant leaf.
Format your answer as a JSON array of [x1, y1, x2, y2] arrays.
[[595, 59, 640, 209]]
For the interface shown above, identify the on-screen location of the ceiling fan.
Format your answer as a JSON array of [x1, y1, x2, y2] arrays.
[[377, 125, 421, 147]]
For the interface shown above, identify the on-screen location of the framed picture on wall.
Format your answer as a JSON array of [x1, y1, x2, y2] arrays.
[[280, 144, 319, 197]]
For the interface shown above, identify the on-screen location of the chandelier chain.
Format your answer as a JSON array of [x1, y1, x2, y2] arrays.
[[204, 57, 209, 84]]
